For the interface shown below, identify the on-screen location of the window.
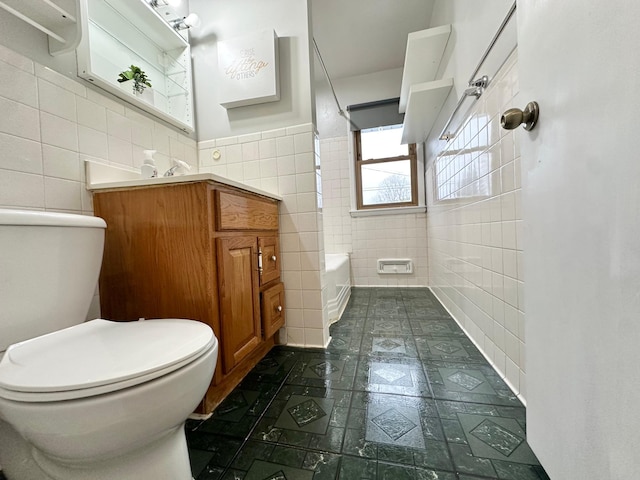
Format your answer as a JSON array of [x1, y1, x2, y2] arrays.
[[354, 124, 418, 209]]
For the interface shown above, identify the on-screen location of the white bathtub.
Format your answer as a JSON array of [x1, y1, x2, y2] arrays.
[[325, 253, 351, 325]]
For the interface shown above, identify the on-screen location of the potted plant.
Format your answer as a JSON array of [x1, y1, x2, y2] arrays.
[[117, 65, 153, 104]]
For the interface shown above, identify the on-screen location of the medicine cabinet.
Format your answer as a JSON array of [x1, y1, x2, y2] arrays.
[[76, 0, 194, 132]]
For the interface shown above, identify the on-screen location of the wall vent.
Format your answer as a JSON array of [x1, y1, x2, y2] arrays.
[[377, 258, 413, 274]]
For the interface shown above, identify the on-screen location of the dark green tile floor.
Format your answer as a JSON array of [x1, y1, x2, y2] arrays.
[[186, 288, 549, 480]]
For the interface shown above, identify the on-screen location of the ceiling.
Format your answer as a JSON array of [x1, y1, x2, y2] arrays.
[[311, 0, 435, 82]]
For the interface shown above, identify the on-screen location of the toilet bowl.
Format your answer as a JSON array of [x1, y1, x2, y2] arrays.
[[0, 209, 218, 480], [0, 319, 218, 480]]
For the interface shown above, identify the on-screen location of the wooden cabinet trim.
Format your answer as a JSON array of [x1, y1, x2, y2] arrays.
[[216, 190, 279, 231]]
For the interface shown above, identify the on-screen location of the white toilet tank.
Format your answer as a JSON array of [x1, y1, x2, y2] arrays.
[[0, 209, 107, 352]]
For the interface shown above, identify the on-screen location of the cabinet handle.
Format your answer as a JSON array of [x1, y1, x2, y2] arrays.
[[258, 249, 263, 275], [271, 255, 277, 262], [276, 305, 283, 312]]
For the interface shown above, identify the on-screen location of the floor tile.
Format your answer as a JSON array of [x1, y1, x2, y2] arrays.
[[354, 356, 431, 397], [326, 330, 364, 354], [243, 348, 301, 384], [183, 287, 548, 480], [344, 392, 450, 470], [365, 316, 413, 335], [286, 352, 358, 390], [457, 414, 538, 464], [245, 460, 314, 479], [425, 362, 520, 406], [360, 333, 419, 358], [341, 304, 369, 317], [227, 444, 340, 480], [251, 386, 350, 454], [414, 337, 486, 363], [275, 395, 335, 434], [329, 316, 366, 333]]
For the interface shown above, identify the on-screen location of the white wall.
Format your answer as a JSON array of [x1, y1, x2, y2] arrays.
[[422, 1, 522, 395], [190, 0, 328, 348], [315, 68, 403, 139], [0, 43, 198, 321], [319, 136, 351, 254], [190, 0, 314, 140], [427, 0, 515, 160], [316, 68, 429, 286], [427, 52, 524, 398], [0, 9, 77, 81]]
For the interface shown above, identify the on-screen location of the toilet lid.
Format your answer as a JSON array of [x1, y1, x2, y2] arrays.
[[0, 319, 215, 397]]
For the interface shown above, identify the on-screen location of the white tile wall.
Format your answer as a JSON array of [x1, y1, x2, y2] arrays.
[[351, 213, 428, 286], [319, 136, 352, 254], [426, 51, 526, 399], [0, 44, 198, 319], [198, 123, 329, 348], [319, 136, 429, 287]]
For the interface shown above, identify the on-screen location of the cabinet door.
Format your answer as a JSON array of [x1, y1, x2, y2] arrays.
[[217, 236, 261, 373], [259, 235, 280, 285], [262, 283, 285, 338]]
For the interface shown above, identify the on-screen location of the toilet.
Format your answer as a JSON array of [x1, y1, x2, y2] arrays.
[[0, 209, 218, 480]]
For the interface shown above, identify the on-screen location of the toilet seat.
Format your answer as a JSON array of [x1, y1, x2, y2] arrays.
[[0, 319, 216, 403]]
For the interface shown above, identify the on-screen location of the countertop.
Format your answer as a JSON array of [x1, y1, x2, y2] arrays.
[[85, 161, 282, 201]]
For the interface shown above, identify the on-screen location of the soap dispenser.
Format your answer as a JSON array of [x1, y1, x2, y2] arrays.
[[141, 150, 158, 178]]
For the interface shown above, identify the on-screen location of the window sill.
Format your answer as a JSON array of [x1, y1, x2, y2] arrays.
[[349, 206, 427, 217]]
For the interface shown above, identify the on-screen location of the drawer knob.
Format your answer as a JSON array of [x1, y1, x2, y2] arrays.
[[276, 305, 283, 312], [271, 255, 277, 262]]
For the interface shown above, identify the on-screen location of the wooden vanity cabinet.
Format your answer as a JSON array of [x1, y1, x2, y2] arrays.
[[93, 181, 283, 414]]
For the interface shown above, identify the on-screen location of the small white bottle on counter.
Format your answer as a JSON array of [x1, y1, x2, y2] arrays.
[[140, 150, 158, 178]]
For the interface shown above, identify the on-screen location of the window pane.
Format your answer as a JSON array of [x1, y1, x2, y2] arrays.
[[360, 124, 408, 160], [361, 160, 412, 206]]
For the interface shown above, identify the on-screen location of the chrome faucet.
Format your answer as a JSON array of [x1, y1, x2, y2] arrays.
[[163, 159, 192, 177], [163, 165, 180, 176]]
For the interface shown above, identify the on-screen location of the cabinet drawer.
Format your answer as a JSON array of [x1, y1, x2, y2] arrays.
[[262, 283, 285, 338], [216, 191, 278, 231], [259, 236, 280, 285]]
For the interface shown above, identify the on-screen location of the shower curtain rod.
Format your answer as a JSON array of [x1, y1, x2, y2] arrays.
[[313, 38, 355, 125], [439, 2, 517, 141]]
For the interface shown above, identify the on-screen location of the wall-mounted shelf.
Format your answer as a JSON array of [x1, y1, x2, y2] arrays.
[[0, 0, 81, 55], [401, 78, 453, 145], [77, 0, 194, 132], [399, 24, 451, 114]]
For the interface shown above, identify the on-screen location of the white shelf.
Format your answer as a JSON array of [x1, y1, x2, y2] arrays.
[[102, 0, 187, 50], [401, 78, 453, 145], [399, 24, 451, 114], [0, 0, 81, 55], [77, 0, 194, 132]]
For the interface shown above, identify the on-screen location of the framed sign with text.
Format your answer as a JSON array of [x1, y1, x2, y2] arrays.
[[217, 30, 280, 109]]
